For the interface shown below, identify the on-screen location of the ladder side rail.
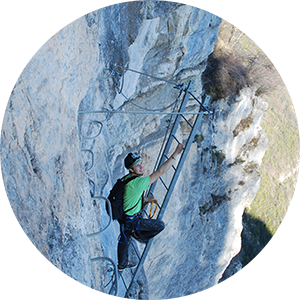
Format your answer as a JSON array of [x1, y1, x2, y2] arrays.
[[147, 80, 195, 197], [124, 238, 154, 298], [148, 95, 210, 219], [157, 104, 208, 220], [155, 80, 195, 168], [119, 271, 129, 291], [189, 91, 212, 113]]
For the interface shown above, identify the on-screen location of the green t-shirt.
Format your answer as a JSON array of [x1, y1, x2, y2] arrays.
[[123, 175, 150, 216]]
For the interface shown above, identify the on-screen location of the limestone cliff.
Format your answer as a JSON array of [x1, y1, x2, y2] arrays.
[[211, 23, 300, 277], [0, 1, 267, 299]]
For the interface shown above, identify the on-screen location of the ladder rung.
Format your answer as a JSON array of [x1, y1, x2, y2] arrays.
[[144, 210, 150, 219], [159, 177, 169, 190], [130, 242, 141, 260], [188, 91, 202, 105], [119, 272, 128, 290], [172, 134, 180, 144], [163, 154, 177, 171], [181, 114, 193, 127], [189, 92, 212, 113]]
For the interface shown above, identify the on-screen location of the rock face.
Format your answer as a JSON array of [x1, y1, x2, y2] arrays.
[[0, 1, 267, 299]]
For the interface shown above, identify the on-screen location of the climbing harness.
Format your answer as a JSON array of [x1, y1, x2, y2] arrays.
[[118, 214, 142, 244], [118, 223, 127, 244]]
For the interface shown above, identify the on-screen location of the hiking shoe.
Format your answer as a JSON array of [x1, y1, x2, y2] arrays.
[[132, 231, 146, 243], [118, 262, 137, 271]]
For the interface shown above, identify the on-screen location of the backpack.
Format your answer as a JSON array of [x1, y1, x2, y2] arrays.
[[107, 175, 140, 221]]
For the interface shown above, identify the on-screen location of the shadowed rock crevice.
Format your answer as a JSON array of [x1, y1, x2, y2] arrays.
[[199, 193, 231, 216], [220, 212, 272, 281]]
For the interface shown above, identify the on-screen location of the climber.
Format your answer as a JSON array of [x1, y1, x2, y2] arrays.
[[117, 143, 185, 270]]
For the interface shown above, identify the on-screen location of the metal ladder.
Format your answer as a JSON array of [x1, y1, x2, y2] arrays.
[[78, 72, 212, 298], [122, 80, 211, 298]]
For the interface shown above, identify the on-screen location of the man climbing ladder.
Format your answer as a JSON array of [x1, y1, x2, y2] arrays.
[[117, 143, 185, 270]]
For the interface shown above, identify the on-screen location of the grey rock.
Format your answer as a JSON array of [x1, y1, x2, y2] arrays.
[[1, 1, 266, 299]]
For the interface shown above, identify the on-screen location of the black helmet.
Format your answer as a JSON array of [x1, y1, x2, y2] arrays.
[[125, 152, 142, 169]]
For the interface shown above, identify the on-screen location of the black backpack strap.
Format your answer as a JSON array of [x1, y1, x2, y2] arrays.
[[124, 197, 141, 215], [122, 175, 137, 185]]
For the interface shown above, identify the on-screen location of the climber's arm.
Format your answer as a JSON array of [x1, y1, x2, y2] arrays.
[[149, 143, 185, 185]]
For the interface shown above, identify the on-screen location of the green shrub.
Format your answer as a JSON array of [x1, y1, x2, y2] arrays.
[[202, 51, 252, 100], [202, 42, 280, 101]]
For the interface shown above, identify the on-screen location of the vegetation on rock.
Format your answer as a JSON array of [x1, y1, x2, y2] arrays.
[[202, 20, 282, 101], [214, 20, 300, 270]]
